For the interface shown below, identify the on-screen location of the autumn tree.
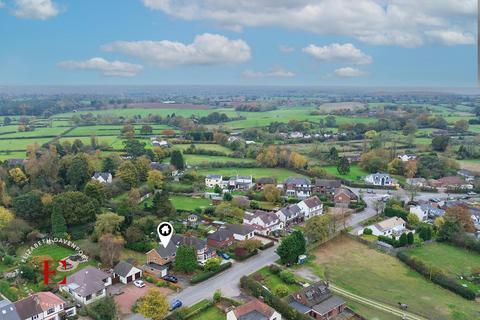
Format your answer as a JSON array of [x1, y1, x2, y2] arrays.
[[84, 181, 107, 206], [445, 205, 475, 233], [99, 233, 124, 267], [50, 191, 99, 226], [8, 167, 28, 186], [263, 184, 282, 203], [94, 212, 124, 239], [405, 160, 417, 178], [135, 156, 151, 182], [137, 289, 169, 320], [454, 120, 469, 132], [304, 215, 333, 244], [0, 206, 14, 230], [117, 160, 139, 188]]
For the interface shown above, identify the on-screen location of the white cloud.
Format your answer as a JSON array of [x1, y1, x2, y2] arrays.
[[102, 33, 251, 67], [303, 43, 372, 65], [242, 67, 295, 78], [334, 67, 365, 77], [279, 45, 294, 53], [141, 0, 476, 47], [13, 0, 60, 20], [58, 58, 143, 77], [426, 30, 475, 46]]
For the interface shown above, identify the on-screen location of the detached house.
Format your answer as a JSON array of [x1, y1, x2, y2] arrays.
[[91, 172, 113, 184], [276, 204, 303, 225], [14, 292, 76, 320], [313, 179, 341, 195], [207, 228, 235, 249], [284, 177, 312, 199], [255, 177, 277, 191], [225, 224, 256, 241], [410, 204, 445, 222], [227, 298, 281, 320], [361, 217, 407, 239], [61, 266, 112, 305], [333, 188, 358, 206], [365, 173, 395, 186], [297, 196, 323, 220], [397, 154, 417, 162], [288, 282, 347, 320], [243, 210, 284, 235], [205, 174, 223, 188]]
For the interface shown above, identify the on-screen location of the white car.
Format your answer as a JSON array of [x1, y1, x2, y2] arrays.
[[133, 280, 145, 288]]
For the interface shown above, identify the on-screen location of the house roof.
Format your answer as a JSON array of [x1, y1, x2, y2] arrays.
[[144, 262, 168, 271], [207, 174, 222, 179], [334, 188, 357, 200], [279, 204, 302, 219], [172, 234, 207, 251], [374, 217, 405, 232], [311, 295, 345, 316], [92, 172, 111, 180], [0, 299, 20, 320], [245, 210, 279, 225], [15, 292, 65, 320], [207, 228, 234, 242], [302, 196, 322, 209], [314, 179, 341, 188], [284, 176, 310, 186], [66, 266, 110, 297], [233, 298, 275, 320], [153, 240, 178, 259], [150, 162, 172, 172], [226, 223, 255, 236], [436, 176, 465, 186], [256, 177, 276, 184], [113, 261, 139, 278], [290, 281, 335, 308]]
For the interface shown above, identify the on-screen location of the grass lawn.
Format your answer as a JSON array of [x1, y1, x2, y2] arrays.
[[31, 244, 75, 260], [323, 165, 369, 181], [173, 143, 231, 153], [254, 266, 302, 295], [195, 167, 305, 181], [190, 305, 225, 320], [170, 195, 212, 211], [308, 235, 479, 320]]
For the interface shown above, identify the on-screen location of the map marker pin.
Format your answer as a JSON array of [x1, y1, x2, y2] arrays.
[[157, 222, 174, 248]]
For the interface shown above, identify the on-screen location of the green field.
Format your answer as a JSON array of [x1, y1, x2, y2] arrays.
[[309, 236, 479, 320], [0, 138, 52, 151], [195, 167, 304, 181], [170, 195, 212, 211], [323, 165, 369, 181], [173, 143, 231, 153], [183, 154, 256, 165]]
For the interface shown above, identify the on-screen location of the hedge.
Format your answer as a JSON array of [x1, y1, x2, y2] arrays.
[[260, 241, 275, 250], [190, 262, 232, 284], [384, 207, 408, 220], [378, 235, 400, 247], [397, 251, 476, 300]]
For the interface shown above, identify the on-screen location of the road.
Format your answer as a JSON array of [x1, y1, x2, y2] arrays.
[[170, 244, 279, 305]]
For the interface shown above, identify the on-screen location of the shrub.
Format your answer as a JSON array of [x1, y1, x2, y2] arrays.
[[363, 228, 373, 235], [213, 289, 222, 302], [279, 270, 296, 284], [191, 262, 232, 284], [269, 264, 281, 275], [125, 241, 155, 253], [273, 284, 289, 297], [378, 235, 399, 247]]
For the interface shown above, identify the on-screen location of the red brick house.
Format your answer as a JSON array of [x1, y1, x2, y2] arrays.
[[255, 177, 276, 191], [333, 188, 358, 206], [207, 228, 234, 249]]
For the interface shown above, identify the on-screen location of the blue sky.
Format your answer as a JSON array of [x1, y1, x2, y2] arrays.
[[0, 0, 477, 86]]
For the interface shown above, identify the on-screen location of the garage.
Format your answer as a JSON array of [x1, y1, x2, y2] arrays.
[[113, 261, 143, 284]]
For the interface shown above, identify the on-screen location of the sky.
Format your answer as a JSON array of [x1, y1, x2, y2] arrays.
[[0, 0, 477, 87]]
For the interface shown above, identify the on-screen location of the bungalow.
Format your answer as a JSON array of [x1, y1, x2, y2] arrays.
[[225, 224, 256, 241], [362, 217, 407, 239], [288, 282, 347, 320], [14, 292, 76, 320], [91, 172, 113, 184], [364, 173, 395, 187], [429, 176, 472, 189], [297, 196, 323, 220], [113, 260, 143, 284], [61, 266, 112, 305], [0, 299, 20, 320], [243, 210, 284, 235], [255, 177, 277, 191], [227, 298, 281, 320], [276, 204, 303, 225], [397, 154, 417, 162], [205, 174, 223, 188], [313, 179, 341, 195], [233, 175, 254, 190], [410, 204, 445, 221], [207, 228, 235, 249], [284, 177, 312, 199], [333, 188, 358, 206]]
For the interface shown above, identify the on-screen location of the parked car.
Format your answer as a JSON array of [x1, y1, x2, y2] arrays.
[[133, 280, 145, 288], [170, 299, 182, 311], [429, 198, 441, 203], [217, 251, 230, 260], [163, 275, 178, 283], [468, 191, 477, 195]]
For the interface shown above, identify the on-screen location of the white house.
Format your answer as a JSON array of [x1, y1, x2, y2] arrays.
[[361, 217, 407, 239], [113, 261, 143, 284], [364, 173, 395, 187], [225, 224, 256, 241], [397, 154, 417, 162], [227, 298, 281, 320], [276, 204, 303, 225], [296, 196, 323, 220], [14, 292, 76, 320], [410, 204, 445, 221], [243, 210, 284, 235], [61, 266, 112, 305], [91, 172, 113, 184], [283, 177, 312, 199], [205, 174, 223, 188]]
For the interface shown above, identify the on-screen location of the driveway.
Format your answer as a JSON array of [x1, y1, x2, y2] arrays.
[[115, 282, 173, 315], [169, 244, 279, 306]]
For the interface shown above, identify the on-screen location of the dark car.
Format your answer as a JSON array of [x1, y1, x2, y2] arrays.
[[170, 299, 182, 311], [163, 275, 178, 283]]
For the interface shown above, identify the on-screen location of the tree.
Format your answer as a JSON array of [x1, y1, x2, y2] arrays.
[[94, 213, 124, 238], [8, 168, 28, 186], [407, 213, 420, 226], [204, 257, 221, 272], [137, 289, 169, 320], [276, 231, 306, 265], [431, 136, 450, 152], [123, 139, 147, 158], [437, 217, 462, 242], [12, 191, 45, 222], [135, 156, 151, 182], [174, 245, 197, 273], [445, 205, 475, 233], [140, 125, 153, 135], [117, 160, 139, 188], [223, 192, 233, 201], [387, 158, 404, 175], [402, 122, 417, 136], [51, 210, 67, 238], [407, 232, 414, 245], [273, 284, 289, 298], [337, 156, 350, 175], [67, 153, 94, 189], [50, 191, 100, 226], [263, 184, 282, 203], [399, 233, 407, 246], [99, 233, 124, 267], [304, 215, 333, 244], [86, 297, 118, 320], [151, 190, 176, 216], [147, 170, 164, 190], [84, 181, 107, 206], [0, 207, 14, 230], [326, 147, 339, 163], [418, 225, 432, 241], [170, 150, 185, 170], [454, 120, 469, 132], [214, 203, 243, 222], [102, 154, 121, 174], [405, 160, 417, 178]]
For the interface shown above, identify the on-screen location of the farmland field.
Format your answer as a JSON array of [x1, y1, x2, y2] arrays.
[[309, 236, 479, 320], [323, 165, 369, 181], [173, 143, 231, 153], [170, 195, 212, 211], [183, 154, 256, 165], [194, 167, 304, 181]]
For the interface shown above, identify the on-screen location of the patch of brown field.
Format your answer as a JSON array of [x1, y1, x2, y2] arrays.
[[314, 235, 359, 263], [459, 162, 480, 174]]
